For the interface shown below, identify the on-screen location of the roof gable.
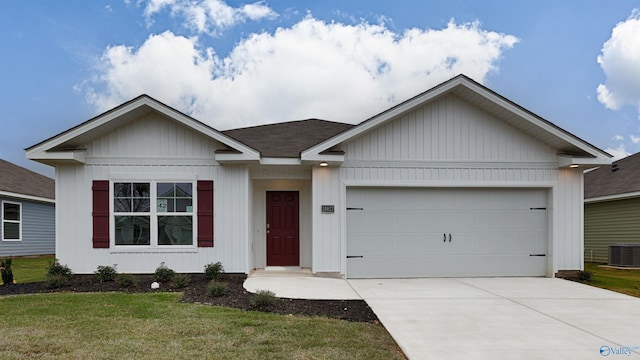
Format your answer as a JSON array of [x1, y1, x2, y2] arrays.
[[0, 159, 54, 201], [26, 95, 260, 165], [585, 151, 640, 201], [302, 75, 611, 168]]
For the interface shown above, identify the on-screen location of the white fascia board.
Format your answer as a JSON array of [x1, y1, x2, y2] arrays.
[[0, 191, 55, 204], [259, 157, 302, 165], [214, 152, 261, 163], [301, 153, 345, 163], [302, 78, 463, 159], [27, 149, 86, 164], [557, 154, 611, 169], [585, 191, 640, 204]]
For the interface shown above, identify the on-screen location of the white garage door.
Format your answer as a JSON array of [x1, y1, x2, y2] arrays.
[[346, 188, 548, 278]]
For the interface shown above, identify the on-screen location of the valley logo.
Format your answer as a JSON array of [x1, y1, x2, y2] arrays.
[[600, 345, 640, 357]]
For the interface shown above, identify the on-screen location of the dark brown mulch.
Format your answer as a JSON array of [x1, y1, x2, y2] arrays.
[[0, 274, 379, 323]]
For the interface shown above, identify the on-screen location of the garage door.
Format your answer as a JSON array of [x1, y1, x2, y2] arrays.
[[346, 188, 548, 278]]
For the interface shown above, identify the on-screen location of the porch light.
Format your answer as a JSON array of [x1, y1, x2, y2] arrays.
[[569, 164, 579, 168], [319, 162, 328, 167]]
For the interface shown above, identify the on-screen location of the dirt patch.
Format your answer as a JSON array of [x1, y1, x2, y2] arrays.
[[0, 274, 379, 323]]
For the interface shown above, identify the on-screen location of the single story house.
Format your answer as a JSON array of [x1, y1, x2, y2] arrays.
[[26, 75, 611, 278], [0, 159, 55, 257], [584, 151, 640, 263]]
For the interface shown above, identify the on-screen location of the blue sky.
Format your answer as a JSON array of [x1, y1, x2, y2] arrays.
[[2, 1, 640, 178]]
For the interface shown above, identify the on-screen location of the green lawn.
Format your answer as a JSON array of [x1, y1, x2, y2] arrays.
[[5, 255, 53, 284], [0, 292, 404, 359], [582, 262, 640, 297]]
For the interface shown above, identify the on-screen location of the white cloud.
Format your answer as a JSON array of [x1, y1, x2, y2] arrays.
[[630, 134, 640, 144], [83, 16, 518, 130], [597, 9, 640, 114], [612, 134, 624, 141], [604, 144, 631, 160], [144, 0, 277, 36]]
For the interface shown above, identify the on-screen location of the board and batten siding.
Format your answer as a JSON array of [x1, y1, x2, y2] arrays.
[[0, 197, 55, 257], [584, 197, 640, 263], [311, 93, 584, 276], [55, 113, 251, 274]]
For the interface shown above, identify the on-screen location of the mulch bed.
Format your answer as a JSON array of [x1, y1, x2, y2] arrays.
[[0, 274, 379, 323]]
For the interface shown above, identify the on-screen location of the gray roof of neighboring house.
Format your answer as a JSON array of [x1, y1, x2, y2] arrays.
[[584, 151, 640, 199], [0, 159, 55, 200], [223, 119, 355, 158]]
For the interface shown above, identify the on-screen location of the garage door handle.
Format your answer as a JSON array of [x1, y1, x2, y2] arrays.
[[443, 233, 446, 242], [529, 254, 546, 257], [449, 233, 452, 242]]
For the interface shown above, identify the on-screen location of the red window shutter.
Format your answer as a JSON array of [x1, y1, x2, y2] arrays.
[[92, 180, 110, 248], [197, 180, 214, 247]]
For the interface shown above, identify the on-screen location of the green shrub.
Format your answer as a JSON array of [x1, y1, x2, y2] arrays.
[[579, 270, 592, 281], [206, 280, 228, 297], [47, 260, 72, 279], [46, 274, 70, 289], [116, 273, 136, 287], [153, 262, 175, 283], [204, 262, 224, 281], [94, 265, 118, 282], [251, 289, 277, 308], [0, 257, 14, 285], [171, 273, 190, 289]]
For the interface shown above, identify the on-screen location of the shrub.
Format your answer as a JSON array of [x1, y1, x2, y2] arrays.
[[153, 262, 175, 283], [171, 273, 190, 289], [46, 274, 70, 289], [204, 262, 224, 281], [206, 280, 228, 297], [0, 257, 14, 286], [579, 270, 592, 282], [251, 289, 277, 308], [47, 260, 72, 279], [116, 273, 136, 287], [94, 265, 118, 282]]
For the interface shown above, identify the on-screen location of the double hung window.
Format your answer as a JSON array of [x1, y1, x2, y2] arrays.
[[113, 182, 194, 247], [2, 201, 21, 241]]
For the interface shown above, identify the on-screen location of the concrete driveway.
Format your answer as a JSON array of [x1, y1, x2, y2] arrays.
[[348, 278, 640, 360]]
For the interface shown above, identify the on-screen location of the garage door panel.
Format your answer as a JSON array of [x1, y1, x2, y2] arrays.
[[346, 187, 548, 278]]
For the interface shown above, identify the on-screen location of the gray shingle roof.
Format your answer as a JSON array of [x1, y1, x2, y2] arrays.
[[584, 151, 640, 199], [223, 119, 355, 158], [0, 159, 55, 200]]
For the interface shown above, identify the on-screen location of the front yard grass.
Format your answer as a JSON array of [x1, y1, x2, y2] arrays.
[[5, 255, 53, 284], [582, 262, 640, 298], [0, 292, 404, 360]]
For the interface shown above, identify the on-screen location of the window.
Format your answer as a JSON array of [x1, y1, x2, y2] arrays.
[[113, 182, 194, 247], [2, 201, 21, 241]]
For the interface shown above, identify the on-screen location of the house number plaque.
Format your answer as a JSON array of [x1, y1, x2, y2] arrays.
[[321, 205, 335, 213]]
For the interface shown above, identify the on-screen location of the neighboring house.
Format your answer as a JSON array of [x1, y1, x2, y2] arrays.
[[584, 152, 640, 263], [26, 75, 611, 278], [0, 159, 55, 257]]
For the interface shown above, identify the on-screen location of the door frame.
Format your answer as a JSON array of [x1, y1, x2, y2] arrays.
[[266, 190, 300, 266]]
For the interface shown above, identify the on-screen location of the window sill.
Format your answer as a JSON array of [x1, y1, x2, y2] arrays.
[[109, 246, 199, 254]]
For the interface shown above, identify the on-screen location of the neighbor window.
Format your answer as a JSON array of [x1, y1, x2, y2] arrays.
[[2, 201, 21, 241], [113, 182, 194, 247]]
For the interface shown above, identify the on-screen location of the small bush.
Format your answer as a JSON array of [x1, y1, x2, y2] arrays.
[[116, 273, 136, 287], [204, 262, 224, 281], [153, 262, 175, 283], [251, 289, 277, 308], [46, 274, 70, 289], [0, 257, 14, 286], [171, 273, 190, 289], [206, 280, 228, 297], [94, 265, 118, 282], [579, 270, 592, 281], [47, 260, 72, 279]]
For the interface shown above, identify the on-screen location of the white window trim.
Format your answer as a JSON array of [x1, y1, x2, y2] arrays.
[[2, 200, 22, 242], [109, 180, 198, 252]]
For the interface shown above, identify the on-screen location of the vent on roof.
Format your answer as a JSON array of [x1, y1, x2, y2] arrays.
[[609, 244, 640, 267], [611, 164, 619, 172]]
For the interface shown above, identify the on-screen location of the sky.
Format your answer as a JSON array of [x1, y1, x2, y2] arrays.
[[1, 1, 640, 178]]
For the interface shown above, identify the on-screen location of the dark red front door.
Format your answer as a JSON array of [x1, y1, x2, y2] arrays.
[[266, 191, 299, 266]]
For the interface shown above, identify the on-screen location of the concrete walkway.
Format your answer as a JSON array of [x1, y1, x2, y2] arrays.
[[245, 275, 640, 360]]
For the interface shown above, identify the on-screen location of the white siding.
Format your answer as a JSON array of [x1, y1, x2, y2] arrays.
[[56, 115, 251, 274], [553, 168, 584, 271], [312, 166, 343, 273]]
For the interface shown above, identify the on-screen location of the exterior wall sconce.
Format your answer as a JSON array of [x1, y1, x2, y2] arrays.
[[569, 164, 579, 168], [319, 162, 329, 167]]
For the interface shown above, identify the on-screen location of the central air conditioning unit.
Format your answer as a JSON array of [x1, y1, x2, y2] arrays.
[[609, 244, 640, 267]]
